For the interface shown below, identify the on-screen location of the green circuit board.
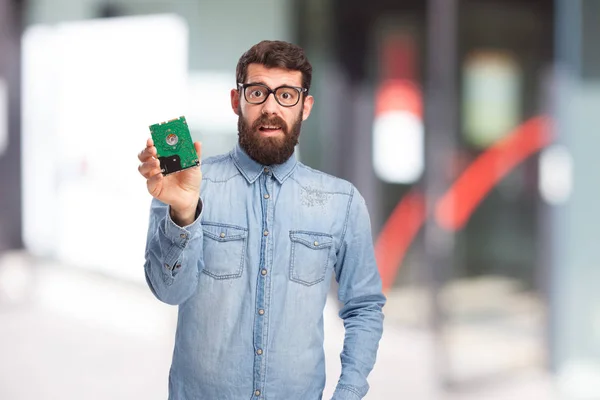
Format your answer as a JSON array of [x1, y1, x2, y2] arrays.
[[149, 116, 199, 175]]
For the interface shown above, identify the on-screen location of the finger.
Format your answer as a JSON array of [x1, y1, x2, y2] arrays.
[[147, 172, 163, 197], [147, 137, 154, 147], [194, 141, 202, 160], [138, 158, 161, 178], [138, 159, 161, 178], [138, 144, 157, 162]]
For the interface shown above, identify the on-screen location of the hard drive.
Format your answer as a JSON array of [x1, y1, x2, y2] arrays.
[[149, 116, 199, 175]]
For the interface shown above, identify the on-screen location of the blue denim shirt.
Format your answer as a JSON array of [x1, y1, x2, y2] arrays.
[[144, 144, 386, 400]]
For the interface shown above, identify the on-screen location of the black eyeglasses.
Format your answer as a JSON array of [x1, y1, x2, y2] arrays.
[[238, 82, 308, 107]]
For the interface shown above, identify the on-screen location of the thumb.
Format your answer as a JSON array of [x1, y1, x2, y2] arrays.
[[147, 173, 164, 198], [194, 141, 202, 160]]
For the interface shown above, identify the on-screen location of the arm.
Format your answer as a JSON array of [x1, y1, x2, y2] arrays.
[[138, 138, 204, 305], [144, 197, 205, 305], [331, 187, 386, 400]]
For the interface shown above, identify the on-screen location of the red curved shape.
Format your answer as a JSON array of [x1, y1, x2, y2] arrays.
[[374, 190, 425, 292], [435, 116, 553, 231], [375, 116, 552, 292]]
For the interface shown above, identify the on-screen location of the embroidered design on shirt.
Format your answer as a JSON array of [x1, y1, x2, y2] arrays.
[[301, 186, 331, 208]]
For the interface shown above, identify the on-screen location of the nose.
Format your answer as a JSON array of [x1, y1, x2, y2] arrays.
[[261, 92, 280, 115]]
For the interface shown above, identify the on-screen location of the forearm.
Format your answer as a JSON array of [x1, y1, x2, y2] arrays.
[[144, 198, 204, 305], [332, 295, 385, 400]]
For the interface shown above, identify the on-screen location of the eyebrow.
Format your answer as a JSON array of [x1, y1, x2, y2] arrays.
[[246, 81, 300, 89], [246, 80, 267, 86]]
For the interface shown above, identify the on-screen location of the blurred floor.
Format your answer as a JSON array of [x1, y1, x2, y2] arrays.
[[0, 251, 557, 400]]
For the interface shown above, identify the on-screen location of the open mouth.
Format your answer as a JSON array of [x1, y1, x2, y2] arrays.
[[258, 125, 283, 136], [259, 125, 282, 132]]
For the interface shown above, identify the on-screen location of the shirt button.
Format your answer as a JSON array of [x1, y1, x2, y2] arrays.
[[263, 194, 270, 199], [258, 309, 265, 315], [261, 269, 267, 276], [263, 230, 269, 236], [180, 233, 187, 239], [255, 390, 261, 396], [314, 241, 319, 246], [263, 167, 269, 173], [220, 232, 226, 238], [256, 349, 263, 355]]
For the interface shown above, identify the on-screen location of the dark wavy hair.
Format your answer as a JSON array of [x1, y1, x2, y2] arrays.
[[236, 40, 312, 94]]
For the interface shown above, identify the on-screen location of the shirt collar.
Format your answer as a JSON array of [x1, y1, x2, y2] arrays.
[[231, 143, 298, 184]]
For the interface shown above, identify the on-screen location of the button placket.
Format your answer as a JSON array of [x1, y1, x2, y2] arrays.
[[253, 173, 273, 397]]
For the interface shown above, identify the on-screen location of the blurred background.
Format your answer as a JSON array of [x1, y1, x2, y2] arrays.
[[0, 0, 599, 399]]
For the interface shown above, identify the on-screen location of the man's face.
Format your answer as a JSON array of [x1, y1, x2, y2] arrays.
[[231, 64, 314, 165]]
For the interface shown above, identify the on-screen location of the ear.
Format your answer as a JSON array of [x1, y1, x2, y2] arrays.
[[301, 95, 314, 121], [231, 89, 241, 116]]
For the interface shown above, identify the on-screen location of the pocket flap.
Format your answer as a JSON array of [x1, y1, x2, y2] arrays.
[[203, 222, 248, 241], [289, 231, 333, 249]]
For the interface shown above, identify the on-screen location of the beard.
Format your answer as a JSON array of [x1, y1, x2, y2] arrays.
[[238, 108, 302, 166]]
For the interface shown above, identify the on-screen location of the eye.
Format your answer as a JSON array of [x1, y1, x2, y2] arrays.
[[245, 85, 268, 100], [277, 88, 298, 104]]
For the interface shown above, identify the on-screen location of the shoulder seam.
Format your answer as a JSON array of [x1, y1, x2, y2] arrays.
[[201, 153, 230, 165], [295, 163, 353, 196], [202, 173, 240, 183], [297, 163, 342, 181], [288, 176, 352, 196], [202, 153, 239, 182], [337, 185, 355, 251]]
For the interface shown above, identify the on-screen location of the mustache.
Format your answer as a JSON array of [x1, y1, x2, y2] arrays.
[[251, 115, 288, 133]]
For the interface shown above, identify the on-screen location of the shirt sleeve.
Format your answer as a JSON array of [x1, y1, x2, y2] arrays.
[[332, 187, 386, 399], [143, 197, 205, 305]]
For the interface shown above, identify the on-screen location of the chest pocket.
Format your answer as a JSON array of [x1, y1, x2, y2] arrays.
[[202, 222, 248, 279], [289, 231, 333, 286]]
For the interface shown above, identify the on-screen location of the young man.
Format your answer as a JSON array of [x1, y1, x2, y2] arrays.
[[138, 40, 385, 400]]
